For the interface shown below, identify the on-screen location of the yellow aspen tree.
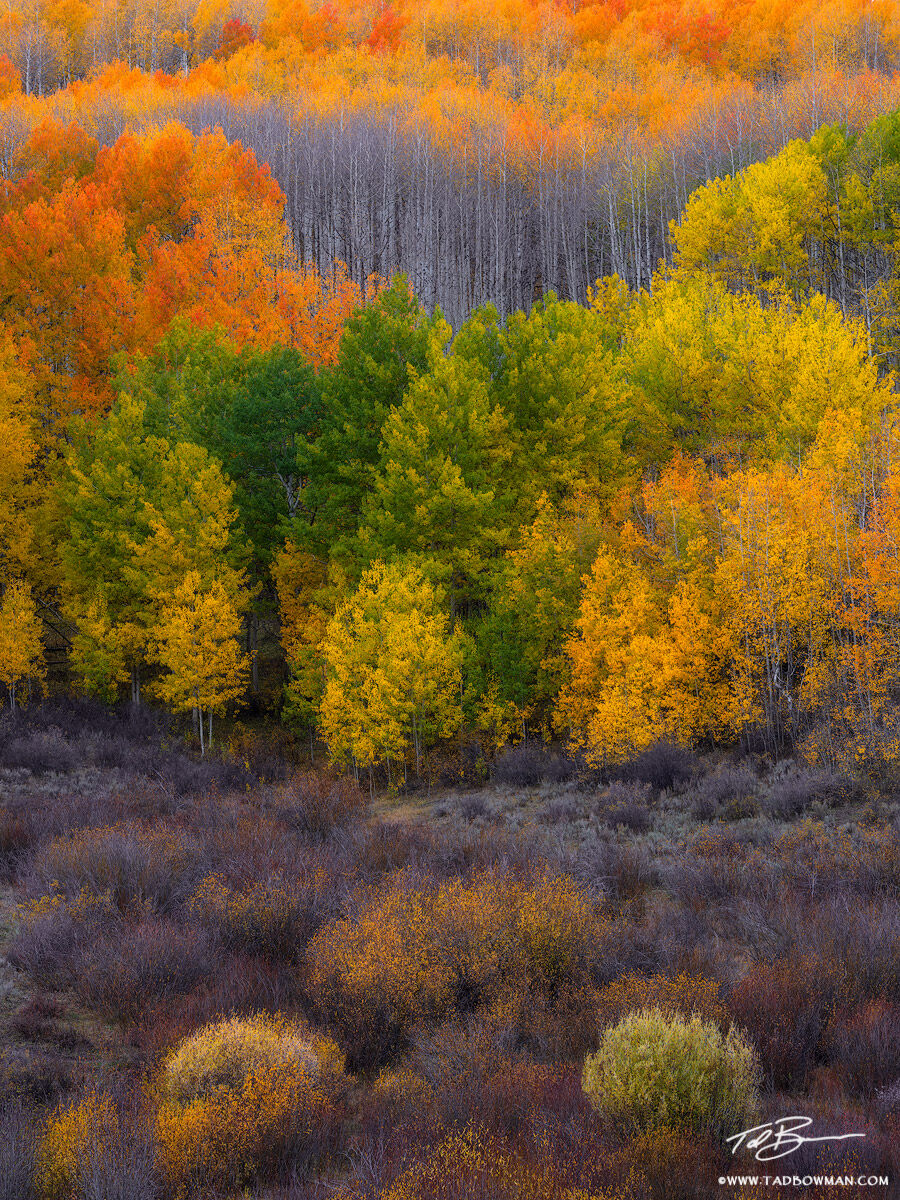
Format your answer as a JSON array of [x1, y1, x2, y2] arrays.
[[272, 540, 348, 731], [319, 559, 463, 782], [68, 589, 127, 704], [153, 571, 248, 754], [0, 580, 45, 709]]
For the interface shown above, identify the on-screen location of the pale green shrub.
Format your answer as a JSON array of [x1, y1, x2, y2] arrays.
[[582, 1008, 759, 1138]]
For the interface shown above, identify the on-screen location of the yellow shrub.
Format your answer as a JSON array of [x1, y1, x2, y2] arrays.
[[158, 1012, 345, 1106], [582, 1009, 759, 1138], [595, 972, 728, 1029], [308, 871, 605, 1067], [156, 1064, 335, 1193], [376, 1125, 631, 1200], [155, 1014, 346, 1193], [36, 1091, 119, 1200]]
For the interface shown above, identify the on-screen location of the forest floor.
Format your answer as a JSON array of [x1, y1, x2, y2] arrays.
[[2, 708, 900, 1198]]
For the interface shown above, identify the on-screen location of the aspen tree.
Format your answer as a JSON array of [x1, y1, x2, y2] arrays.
[[0, 580, 44, 710]]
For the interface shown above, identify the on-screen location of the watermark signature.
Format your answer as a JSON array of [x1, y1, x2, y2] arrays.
[[726, 1117, 867, 1163]]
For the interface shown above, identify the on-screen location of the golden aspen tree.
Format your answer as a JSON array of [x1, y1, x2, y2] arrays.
[[671, 140, 830, 299], [0, 580, 44, 709], [556, 457, 745, 761], [0, 330, 37, 579], [272, 540, 347, 731], [153, 571, 248, 754], [68, 589, 127, 705], [319, 559, 463, 781]]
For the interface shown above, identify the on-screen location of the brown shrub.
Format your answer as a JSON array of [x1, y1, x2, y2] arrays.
[[623, 1127, 727, 1200], [0, 805, 32, 877], [189, 869, 336, 959], [8, 889, 120, 990], [278, 772, 368, 837], [73, 917, 213, 1023], [28, 823, 207, 913], [825, 1000, 900, 1103], [0, 1101, 38, 1200]]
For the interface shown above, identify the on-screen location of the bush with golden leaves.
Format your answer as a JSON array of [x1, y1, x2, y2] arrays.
[[369, 1125, 633, 1200], [36, 1091, 120, 1200], [155, 1013, 346, 1193], [595, 971, 728, 1030], [583, 1009, 759, 1139], [308, 871, 606, 1070], [189, 871, 330, 958]]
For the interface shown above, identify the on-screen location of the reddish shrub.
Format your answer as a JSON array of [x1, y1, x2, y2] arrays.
[[728, 955, 848, 1092], [825, 1000, 900, 1103], [10, 995, 64, 1042], [278, 772, 367, 837], [73, 918, 213, 1022]]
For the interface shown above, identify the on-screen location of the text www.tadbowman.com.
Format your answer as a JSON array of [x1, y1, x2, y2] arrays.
[[719, 1176, 890, 1188]]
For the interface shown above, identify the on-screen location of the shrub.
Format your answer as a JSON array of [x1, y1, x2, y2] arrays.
[[728, 955, 847, 1092], [762, 769, 850, 820], [690, 767, 758, 820], [308, 872, 605, 1070], [825, 1000, 900, 1101], [574, 841, 655, 902], [29, 823, 207, 913], [370, 1067, 436, 1126], [617, 743, 700, 793], [0, 805, 31, 876], [624, 1126, 727, 1200], [604, 801, 651, 834], [158, 1012, 346, 1108], [538, 795, 580, 825], [11, 995, 64, 1041], [0, 1101, 37, 1200], [8, 889, 120, 990], [377, 1125, 628, 1200], [189, 872, 333, 958], [4, 729, 76, 775], [595, 972, 728, 1030], [36, 1091, 120, 1200], [457, 793, 490, 821], [492, 741, 575, 787], [74, 918, 213, 1022], [278, 772, 367, 837], [155, 1014, 346, 1192], [582, 1009, 759, 1139]]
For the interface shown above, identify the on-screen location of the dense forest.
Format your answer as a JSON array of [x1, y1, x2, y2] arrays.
[[4, 114, 900, 775], [5, 0, 900, 776]]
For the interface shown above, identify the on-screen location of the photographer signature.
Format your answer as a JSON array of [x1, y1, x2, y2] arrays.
[[726, 1117, 866, 1162]]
